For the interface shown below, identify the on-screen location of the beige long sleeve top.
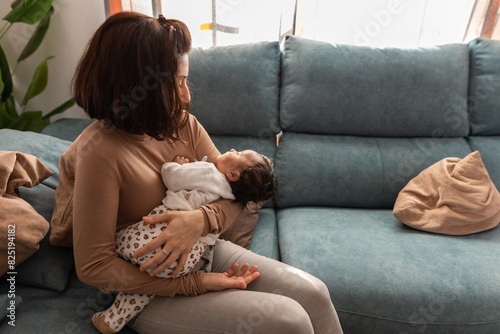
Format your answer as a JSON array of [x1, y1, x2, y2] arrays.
[[54, 115, 242, 297]]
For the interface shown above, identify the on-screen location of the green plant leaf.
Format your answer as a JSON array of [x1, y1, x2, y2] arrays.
[[0, 70, 16, 123], [0, 45, 13, 102], [5, 95, 17, 119], [42, 97, 75, 120], [3, 0, 53, 25], [0, 67, 4, 97], [0, 97, 17, 127], [0, 103, 15, 128], [11, 0, 24, 9], [7, 110, 49, 132], [21, 55, 54, 106], [17, 7, 53, 62]]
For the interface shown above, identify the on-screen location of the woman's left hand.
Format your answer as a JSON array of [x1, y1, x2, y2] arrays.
[[201, 263, 260, 291], [133, 209, 205, 277]]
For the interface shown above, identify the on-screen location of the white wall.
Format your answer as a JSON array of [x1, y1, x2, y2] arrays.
[[0, 0, 107, 120]]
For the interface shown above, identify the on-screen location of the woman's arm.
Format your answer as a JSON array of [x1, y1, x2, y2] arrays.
[[71, 146, 207, 296]]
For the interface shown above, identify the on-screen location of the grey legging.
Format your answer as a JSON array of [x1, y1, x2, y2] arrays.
[[128, 239, 343, 334]]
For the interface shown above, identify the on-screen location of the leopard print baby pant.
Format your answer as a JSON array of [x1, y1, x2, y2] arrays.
[[92, 204, 208, 333], [115, 204, 208, 277]]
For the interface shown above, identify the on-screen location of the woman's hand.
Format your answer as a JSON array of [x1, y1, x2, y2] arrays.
[[133, 209, 205, 277], [202, 263, 260, 291]]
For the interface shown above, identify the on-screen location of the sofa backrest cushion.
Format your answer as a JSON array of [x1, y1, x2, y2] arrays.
[[42, 118, 94, 142], [280, 36, 470, 137], [189, 41, 281, 137], [468, 136, 500, 190], [274, 133, 472, 209], [468, 38, 500, 135]]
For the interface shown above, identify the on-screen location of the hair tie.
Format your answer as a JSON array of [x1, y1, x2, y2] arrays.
[[158, 14, 176, 31], [158, 14, 167, 23]]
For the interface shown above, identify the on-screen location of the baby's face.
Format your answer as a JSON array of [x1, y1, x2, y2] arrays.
[[215, 149, 263, 174]]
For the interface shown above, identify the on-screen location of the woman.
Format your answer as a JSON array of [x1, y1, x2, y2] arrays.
[[56, 11, 343, 333]]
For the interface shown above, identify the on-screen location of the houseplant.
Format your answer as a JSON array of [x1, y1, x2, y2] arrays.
[[0, 0, 74, 132]]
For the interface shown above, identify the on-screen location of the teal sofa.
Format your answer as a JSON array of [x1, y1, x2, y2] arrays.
[[1, 36, 500, 333]]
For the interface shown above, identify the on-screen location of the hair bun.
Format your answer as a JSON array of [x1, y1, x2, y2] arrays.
[[158, 14, 167, 23]]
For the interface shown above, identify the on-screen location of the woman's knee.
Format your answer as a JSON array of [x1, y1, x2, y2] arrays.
[[273, 266, 331, 302], [302, 272, 331, 300], [235, 295, 314, 334]]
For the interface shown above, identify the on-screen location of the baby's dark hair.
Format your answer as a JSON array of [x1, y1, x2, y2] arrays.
[[229, 155, 278, 205]]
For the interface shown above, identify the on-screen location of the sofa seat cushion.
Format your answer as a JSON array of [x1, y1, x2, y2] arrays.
[[0, 270, 136, 333], [0, 294, 22, 323], [277, 207, 500, 333]]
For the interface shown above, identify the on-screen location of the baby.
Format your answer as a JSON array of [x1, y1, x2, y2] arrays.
[[92, 149, 278, 334]]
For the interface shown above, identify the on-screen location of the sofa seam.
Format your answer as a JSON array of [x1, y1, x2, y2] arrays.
[[336, 308, 500, 326], [374, 138, 386, 208]]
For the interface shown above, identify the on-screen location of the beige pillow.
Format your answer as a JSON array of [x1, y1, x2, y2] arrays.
[[0, 151, 54, 275], [220, 201, 264, 249], [393, 151, 500, 235]]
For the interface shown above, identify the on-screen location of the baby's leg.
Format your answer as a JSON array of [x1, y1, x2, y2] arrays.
[[115, 204, 208, 278], [115, 205, 169, 266], [92, 292, 154, 334], [93, 205, 208, 332], [157, 239, 208, 277]]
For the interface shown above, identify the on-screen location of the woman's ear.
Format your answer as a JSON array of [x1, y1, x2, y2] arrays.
[[227, 171, 240, 182]]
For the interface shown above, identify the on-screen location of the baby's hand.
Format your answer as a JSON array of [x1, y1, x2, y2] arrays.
[[174, 155, 189, 165]]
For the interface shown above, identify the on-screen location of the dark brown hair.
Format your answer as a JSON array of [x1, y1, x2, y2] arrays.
[[72, 12, 192, 140], [230, 155, 278, 205]]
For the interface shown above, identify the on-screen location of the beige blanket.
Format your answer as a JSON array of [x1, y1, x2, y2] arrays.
[[0, 151, 54, 275]]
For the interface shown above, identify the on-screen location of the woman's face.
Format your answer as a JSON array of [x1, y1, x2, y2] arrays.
[[176, 54, 190, 103]]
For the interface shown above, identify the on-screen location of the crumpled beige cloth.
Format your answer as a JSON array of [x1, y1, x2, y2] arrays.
[[393, 151, 500, 235], [0, 151, 54, 275]]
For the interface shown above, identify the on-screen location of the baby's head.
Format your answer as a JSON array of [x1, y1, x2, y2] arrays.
[[215, 149, 278, 205]]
